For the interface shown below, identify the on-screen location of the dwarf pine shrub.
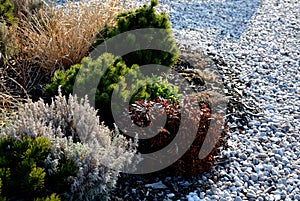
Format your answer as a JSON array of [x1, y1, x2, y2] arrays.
[[93, 0, 179, 67], [2, 89, 140, 201], [45, 53, 179, 125]]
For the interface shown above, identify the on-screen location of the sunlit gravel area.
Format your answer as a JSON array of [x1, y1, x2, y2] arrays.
[[51, 0, 300, 200], [133, 0, 300, 200]]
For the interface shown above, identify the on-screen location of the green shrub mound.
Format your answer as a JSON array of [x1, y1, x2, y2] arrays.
[[45, 53, 179, 125], [93, 0, 178, 67], [0, 136, 67, 200]]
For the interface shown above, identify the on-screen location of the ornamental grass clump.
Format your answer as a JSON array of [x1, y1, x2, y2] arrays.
[[14, 0, 129, 73], [2, 89, 140, 201]]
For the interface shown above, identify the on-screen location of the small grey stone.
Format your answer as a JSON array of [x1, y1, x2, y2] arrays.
[[167, 193, 175, 198], [257, 197, 264, 201], [251, 173, 259, 181], [264, 186, 276, 193], [274, 194, 281, 201], [253, 158, 259, 165], [246, 190, 257, 198], [145, 181, 168, 189], [274, 154, 282, 161], [235, 196, 243, 201], [235, 180, 243, 187], [280, 190, 287, 199], [199, 192, 205, 199], [295, 194, 300, 200]]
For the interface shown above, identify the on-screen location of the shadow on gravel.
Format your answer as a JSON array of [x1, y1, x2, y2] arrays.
[[168, 0, 262, 39]]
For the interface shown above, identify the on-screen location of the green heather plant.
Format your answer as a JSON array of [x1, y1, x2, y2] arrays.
[[93, 0, 179, 67], [2, 90, 140, 200]]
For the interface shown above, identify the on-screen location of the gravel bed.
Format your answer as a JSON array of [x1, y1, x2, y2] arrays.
[[119, 0, 300, 201], [50, 0, 300, 200], [125, 0, 300, 200]]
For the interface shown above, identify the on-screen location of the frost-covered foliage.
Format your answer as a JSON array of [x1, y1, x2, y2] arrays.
[[2, 89, 140, 201]]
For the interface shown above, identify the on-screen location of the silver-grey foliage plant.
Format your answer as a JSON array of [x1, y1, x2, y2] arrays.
[[2, 87, 141, 201]]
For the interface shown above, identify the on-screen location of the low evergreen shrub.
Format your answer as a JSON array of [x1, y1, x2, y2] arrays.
[[93, 0, 179, 67], [45, 0, 180, 127], [45, 53, 179, 125], [34, 193, 61, 201]]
